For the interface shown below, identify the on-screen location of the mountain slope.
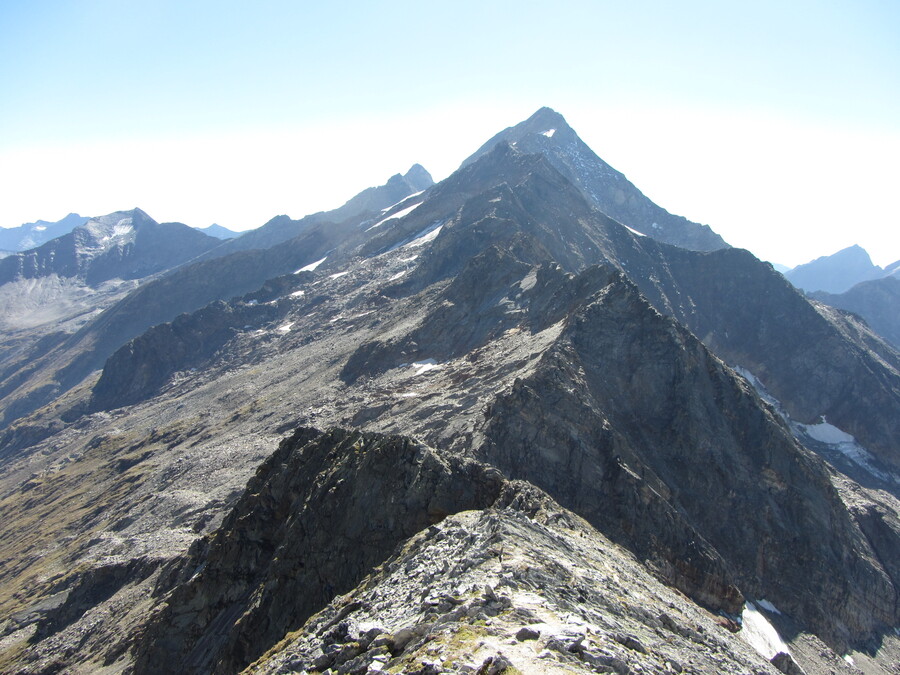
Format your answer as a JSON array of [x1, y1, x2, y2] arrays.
[[462, 107, 728, 251], [810, 276, 900, 348]]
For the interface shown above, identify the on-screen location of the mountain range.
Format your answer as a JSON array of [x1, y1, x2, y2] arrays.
[[0, 108, 897, 674]]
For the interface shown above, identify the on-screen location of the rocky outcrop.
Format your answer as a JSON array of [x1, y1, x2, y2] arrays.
[[133, 427, 507, 674], [632, 245, 900, 471], [90, 299, 281, 410]]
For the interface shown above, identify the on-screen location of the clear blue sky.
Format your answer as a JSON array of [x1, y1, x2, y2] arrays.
[[2, 0, 898, 266]]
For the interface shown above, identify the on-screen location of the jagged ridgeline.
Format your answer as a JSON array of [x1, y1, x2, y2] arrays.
[[0, 108, 897, 674]]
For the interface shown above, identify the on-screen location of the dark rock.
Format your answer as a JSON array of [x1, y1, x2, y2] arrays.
[[515, 626, 540, 641], [477, 654, 514, 674], [770, 651, 807, 675]]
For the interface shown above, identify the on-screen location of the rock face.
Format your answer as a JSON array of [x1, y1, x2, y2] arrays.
[[0, 108, 899, 675], [785, 244, 884, 294], [810, 275, 900, 348]]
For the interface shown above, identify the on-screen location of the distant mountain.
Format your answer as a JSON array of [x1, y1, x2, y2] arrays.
[[202, 164, 434, 259], [194, 223, 240, 239], [0, 213, 89, 251], [461, 107, 728, 251], [0, 208, 220, 287], [785, 244, 884, 293], [770, 262, 792, 274], [810, 276, 900, 348]]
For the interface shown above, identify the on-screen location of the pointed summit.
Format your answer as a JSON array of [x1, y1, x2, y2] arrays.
[[462, 107, 728, 252], [403, 163, 433, 190], [512, 106, 572, 137]]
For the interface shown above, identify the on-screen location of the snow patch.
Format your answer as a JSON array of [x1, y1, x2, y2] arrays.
[[290, 289, 305, 297], [34, 225, 47, 231], [403, 223, 443, 249], [367, 201, 423, 231], [329, 271, 349, 280], [757, 599, 781, 615], [622, 224, 646, 237], [399, 256, 418, 263], [296, 256, 327, 273], [540, 129, 556, 138], [379, 191, 425, 213], [411, 358, 441, 376], [843, 655, 855, 666], [737, 365, 895, 482], [112, 220, 133, 237], [804, 419, 855, 445], [387, 271, 406, 282], [741, 602, 790, 660], [518, 268, 538, 292], [276, 322, 293, 334]]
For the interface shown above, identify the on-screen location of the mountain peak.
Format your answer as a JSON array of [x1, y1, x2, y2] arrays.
[[521, 106, 570, 133], [460, 108, 728, 252], [786, 244, 883, 293], [404, 163, 433, 189]]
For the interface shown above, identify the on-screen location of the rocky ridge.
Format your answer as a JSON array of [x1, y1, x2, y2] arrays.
[[0, 109, 898, 674]]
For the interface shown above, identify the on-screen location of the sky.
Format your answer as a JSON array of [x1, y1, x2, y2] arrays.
[[1, 1, 898, 267]]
